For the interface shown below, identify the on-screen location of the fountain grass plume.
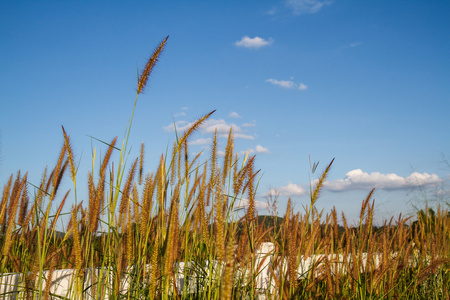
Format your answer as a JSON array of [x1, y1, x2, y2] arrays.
[[137, 36, 169, 95]]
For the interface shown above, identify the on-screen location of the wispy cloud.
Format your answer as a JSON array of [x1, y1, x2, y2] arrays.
[[255, 145, 271, 154], [174, 112, 186, 117], [298, 83, 308, 90], [235, 198, 269, 209], [349, 42, 363, 48], [217, 150, 226, 157], [202, 119, 243, 136], [339, 42, 363, 50], [234, 133, 256, 140], [266, 7, 278, 16], [241, 145, 271, 155], [173, 107, 188, 117], [242, 122, 256, 128], [164, 120, 188, 131], [164, 118, 255, 140], [322, 169, 443, 192], [235, 36, 273, 49], [266, 78, 307, 90], [285, 0, 333, 15], [268, 183, 307, 197], [229, 111, 241, 118], [267, 170, 443, 198], [189, 138, 211, 146]]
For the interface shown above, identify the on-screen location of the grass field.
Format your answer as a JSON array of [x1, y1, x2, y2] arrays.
[[1, 38, 449, 299]]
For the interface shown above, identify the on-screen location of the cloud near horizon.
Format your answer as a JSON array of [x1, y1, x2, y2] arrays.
[[266, 78, 307, 90], [235, 36, 273, 49], [323, 169, 443, 192], [267, 183, 307, 197], [234, 198, 269, 210], [270, 170, 443, 197]]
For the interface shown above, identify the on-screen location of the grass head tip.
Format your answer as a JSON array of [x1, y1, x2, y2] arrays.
[[137, 35, 169, 94]]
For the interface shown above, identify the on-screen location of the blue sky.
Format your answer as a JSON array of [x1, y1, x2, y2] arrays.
[[1, 0, 449, 225]]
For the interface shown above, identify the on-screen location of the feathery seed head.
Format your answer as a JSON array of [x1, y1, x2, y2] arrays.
[[137, 36, 169, 94]]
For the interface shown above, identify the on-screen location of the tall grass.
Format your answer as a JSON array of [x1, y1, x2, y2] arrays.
[[0, 38, 449, 299]]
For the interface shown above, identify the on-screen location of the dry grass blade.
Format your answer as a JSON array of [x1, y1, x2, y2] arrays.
[[0, 174, 13, 229], [179, 110, 216, 149], [199, 161, 208, 242], [43, 254, 57, 300], [18, 178, 29, 228], [51, 144, 66, 199], [49, 190, 69, 233], [62, 126, 77, 182], [311, 158, 334, 206], [139, 142, 144, 185], [222, 127, 233, 185], [184, 139, 189, 183], [88, 172, 96, 232], [221, 229, 235, 300], [100, 136, 117, 179], [149, 230, 159, 298], [119, 158, 138, 226], [157, 154, 165, 214], [214, 171, 225, 261], [207, 129, 218, 206], [140, 172, 155, 237], [2, 173, 27, 267], [246, 155, 256, 223], [91, 177, 105, 233]]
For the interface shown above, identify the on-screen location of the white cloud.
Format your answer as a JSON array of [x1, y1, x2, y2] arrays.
[[286, 0, 333, 15], [189, 138, 211, 146], [202, 119, 240, 135], [242, 122, 256, 128], [235, 36, 273, 49], [339, 42, 363, 51], [164, 118, 255, 140], [255, 145, 271, 154], [266, 79, 295, 89], [241, 145, 271, 156], [229, 111, 241, 118], [235, 198, 269, 209], [163, 120, 188, 132], [234, 133, 256, 140], [266, 7, 278, 15], [269, 183, 307, 197], [266, 78, 307, 90], [349, 42, 363, 48], [323, 169, 443, 192], [174, 112, 186, 117], [436, 189, 450, 196], [298, 83, 308, 90]]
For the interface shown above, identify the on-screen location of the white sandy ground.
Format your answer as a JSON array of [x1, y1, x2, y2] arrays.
[[0, 242, 425, 299]]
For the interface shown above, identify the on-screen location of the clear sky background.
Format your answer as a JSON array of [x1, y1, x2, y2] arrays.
[[1, 0, 449, 225]]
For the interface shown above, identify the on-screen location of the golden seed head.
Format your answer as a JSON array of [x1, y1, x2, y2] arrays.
[[137, 36, 169, 94]]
